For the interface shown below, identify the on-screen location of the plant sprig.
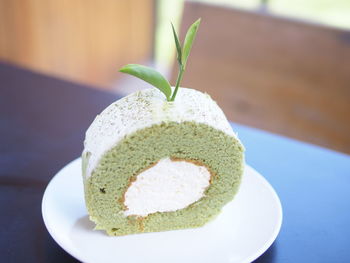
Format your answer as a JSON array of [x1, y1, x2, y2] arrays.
[[119, 18, 201, 102]]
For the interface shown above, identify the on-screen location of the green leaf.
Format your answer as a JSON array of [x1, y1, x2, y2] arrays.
[[182, 18, 201, 69], [171, 22, 182, 65], [119, 64, 172, 101]]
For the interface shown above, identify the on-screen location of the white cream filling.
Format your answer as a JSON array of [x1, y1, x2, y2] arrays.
[[123, 158, 211, 217]]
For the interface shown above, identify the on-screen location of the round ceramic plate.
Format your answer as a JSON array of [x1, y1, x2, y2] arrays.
[[42, 158, 282, 263]]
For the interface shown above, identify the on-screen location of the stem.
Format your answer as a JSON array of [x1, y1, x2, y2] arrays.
[[170, 65, 184, 101]]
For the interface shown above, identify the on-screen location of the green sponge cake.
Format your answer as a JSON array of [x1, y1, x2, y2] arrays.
[[82, 87, 244, 236]]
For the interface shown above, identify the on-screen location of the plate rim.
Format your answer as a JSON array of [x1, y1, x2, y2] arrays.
[[42, 158, 283, 263], [243, 165, 283, 262], [42, 159, 85, 261]]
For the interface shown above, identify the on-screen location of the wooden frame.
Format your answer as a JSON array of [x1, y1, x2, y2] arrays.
[[0, 0, 155, 88], [174, 1, 350, 153]]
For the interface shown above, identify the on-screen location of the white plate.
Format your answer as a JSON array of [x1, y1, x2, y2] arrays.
[[42, 158, 282, 263]]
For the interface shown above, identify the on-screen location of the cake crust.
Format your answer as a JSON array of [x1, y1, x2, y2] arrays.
[[83, 88, 240, 179]]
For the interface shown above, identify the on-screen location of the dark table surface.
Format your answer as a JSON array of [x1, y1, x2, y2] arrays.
[[1, 62, 349, 263]]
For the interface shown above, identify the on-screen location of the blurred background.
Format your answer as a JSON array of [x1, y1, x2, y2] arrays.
[[1, 0, 349, 153]]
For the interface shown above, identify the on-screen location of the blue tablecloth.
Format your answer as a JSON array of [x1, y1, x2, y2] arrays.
[[232, 123, 350, 263]]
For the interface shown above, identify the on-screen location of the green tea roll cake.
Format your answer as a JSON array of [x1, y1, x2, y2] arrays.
[[82, 87, 244, 236]]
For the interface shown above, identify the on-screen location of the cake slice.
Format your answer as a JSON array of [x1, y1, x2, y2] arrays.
[[82, 87, 244, 236], [81, 18, 245, 236]]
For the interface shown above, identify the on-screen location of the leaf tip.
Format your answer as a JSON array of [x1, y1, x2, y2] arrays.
[[119, 64, 130, 73], [194, 18, 201, 27]]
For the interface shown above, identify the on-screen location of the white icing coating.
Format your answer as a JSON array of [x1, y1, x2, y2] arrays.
[[123, 158, 211, 217], [84, 87, 236, 178]]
